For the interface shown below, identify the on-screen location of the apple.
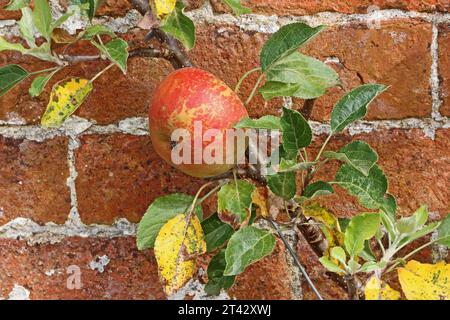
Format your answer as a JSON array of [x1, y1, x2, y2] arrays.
[[149, 67, 249, 178]]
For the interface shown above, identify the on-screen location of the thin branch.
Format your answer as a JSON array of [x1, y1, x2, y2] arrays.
[[269, 219, 324, 300], [152, 29, 194, 68]]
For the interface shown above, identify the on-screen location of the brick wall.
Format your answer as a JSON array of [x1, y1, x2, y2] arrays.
[[0, 0, 449, 300]]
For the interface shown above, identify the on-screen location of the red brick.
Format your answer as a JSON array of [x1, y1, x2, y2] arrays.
[[439, 24, 450, 117], [0, 0, 22, 20], [0, 34, 173, 125], [298, 20, 433, 120], [191, 24, 282, 119], [228, 239, 295, 299], [0, 136, 71, 225], [75, 134, 214, 225], [211, 0, 449, 15], [0, 237, 166, 299], [191, 21, 432, 121], [309, 129, 450, 219]]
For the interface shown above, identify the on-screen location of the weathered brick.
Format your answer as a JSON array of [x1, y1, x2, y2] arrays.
[[228, 239, 295, 299], [211, 0, 449, 15], [0, 0, 22, 20], [439, 24, 450, 117], [309, 129, 450, 219], [75, 134, 214, 225], [0, 237, 166, 300], [191, 21, 432, 121], [298, 20, 433, 121], [191, 24, 282, 119], [0, 136, 71, 225], [0, 34, 173, 125]]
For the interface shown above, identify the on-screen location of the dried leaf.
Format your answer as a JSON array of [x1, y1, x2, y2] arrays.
[[52, 28, 77, 44], [154, 214, 206, 295], [398, 260, 450, 300], [41, 78, 93, 128], [252, 187, 269, 218], [365, 276, 401, 300]]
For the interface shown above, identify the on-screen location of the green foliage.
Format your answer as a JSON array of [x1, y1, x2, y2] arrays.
[[344, 213, 380, 258], [259, 81, 301, 100], [438, 215, 450, 247], [205, 250, 236, 295], [5, 0, 30, 10], [0, 65, 29, 97], [330, 84, 387, 133], [136, 194, 203, 250], [217, 180, 255, 223], [324, 141, 378, 176], [234, 115, 282, 130], [224, 226, 276, 276], [280, 107, 312, 153], [33, 0, 52, 39], [302, 181, 334, 199], [202, 213, 234, 252], [267, 171, 297, 200], [221, 0, 251, 15], [161, 2, 196, 50]]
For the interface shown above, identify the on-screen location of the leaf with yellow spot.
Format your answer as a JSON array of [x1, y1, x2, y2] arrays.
[[154, 214, 206, 295], [41, 78, 93, 128], [365, 276, 401, 300], [151, 0, 176, 19], [398, 260, 450, 300], [251, 187, 269, 218]]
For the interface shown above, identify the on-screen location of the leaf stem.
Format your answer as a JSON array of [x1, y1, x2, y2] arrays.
[[89, 63, 115, 83], [29, 66, 60, 76], [245, 74, 264, 105], [315, 133, 332, 162], [234, 67, 261, 93]]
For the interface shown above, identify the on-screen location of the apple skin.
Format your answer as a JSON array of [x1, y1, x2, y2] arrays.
[[149, 67, 249, 178]]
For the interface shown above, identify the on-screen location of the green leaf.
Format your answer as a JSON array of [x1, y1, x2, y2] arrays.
[[25, 42, 55, 62], [234, 115, 282, 130], [344, 213, 380, 258], [136, 193, 202, 250], [205, 250, 236, 296], [438, 215, 450, 247], [398, 222, 439, 248], [217, 180, 255, 223], [33, 0, 52, 39], [359, 240, 376, 262], [87, 0, 103, 20], [360, 261, 386, 273], [5, 0, 29, 10], [324, 141, 378, 176], [259, 81, 301, 100], [381, 193, 397, 221], [0, 64, 29, 97], [267, 171, 296, 200], [103, 38, 129, 74], [222, 0, 251, 15], [280, 107, 312, 153], [201, 213, 234, 252], [0, 37, 26, 53], [330, 246, 347, 265], [19, 7, 36, 48], [161, 2, 195, 50], [260, 23, 326, 72], [303, 181, 334, 199], [29, 69, 59, 97], [396, 205, 428, 235], [82, 25, 116, 40], [338, 217, 351, 233], [224, 226, 276, 276], [330, 84, 387, 133], [265, 52, 340, 99], [278, 158, 316, 173], [319, 257, 344, 273], [51, 10, 75, 30], [334, 164, 388, 210]]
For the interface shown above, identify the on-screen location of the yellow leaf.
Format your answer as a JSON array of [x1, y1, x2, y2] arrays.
[[51, 28, 77, 44], [365, 276, 401, 300], [302, 203, 338, 228], [398, 260, 450, 300], [154, 214, 206, 295], [252, 187, 269, 218], [41, 78, 93, 128], [151, 0, 176, 19]]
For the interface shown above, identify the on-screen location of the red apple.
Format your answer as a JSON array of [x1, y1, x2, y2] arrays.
[[149, 67, 249, 178]]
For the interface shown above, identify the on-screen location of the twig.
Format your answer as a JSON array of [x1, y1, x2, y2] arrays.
[[152, 29, 194, 69], [269, 219, 324, 300]]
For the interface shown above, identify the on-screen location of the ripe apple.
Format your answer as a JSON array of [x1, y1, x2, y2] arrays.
[[149, 67, 249, 178]]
